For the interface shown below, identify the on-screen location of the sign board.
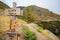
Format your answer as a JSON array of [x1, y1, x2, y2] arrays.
[[5, 8, 23, 16]]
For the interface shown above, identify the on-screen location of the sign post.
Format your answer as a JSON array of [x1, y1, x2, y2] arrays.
[[9, 2, 17, 31], [4, 2, 23, 40], [5, 2, 22, 31]]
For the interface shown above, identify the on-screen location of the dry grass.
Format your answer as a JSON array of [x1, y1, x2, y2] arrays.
[[0, 16, 10, 32]]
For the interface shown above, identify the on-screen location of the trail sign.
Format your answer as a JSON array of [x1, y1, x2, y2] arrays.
[[3, 2, 21, 40], [5, 2, 23, 16], [5, 8, 21, 16]]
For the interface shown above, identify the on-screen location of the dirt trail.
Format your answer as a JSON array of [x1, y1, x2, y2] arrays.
[[16, 19, 26, 40], [27, 24, 52, 40], [17, 26, 25, 40]]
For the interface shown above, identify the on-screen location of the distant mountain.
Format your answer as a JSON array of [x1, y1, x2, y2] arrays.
[[18, 5, 60, 22], [23, 5, 60, 21]]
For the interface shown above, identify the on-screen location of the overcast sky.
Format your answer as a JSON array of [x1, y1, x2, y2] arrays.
[[0, 0, 60, 14]]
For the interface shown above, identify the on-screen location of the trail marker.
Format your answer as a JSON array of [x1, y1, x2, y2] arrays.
[[3, 2, 22, 40]]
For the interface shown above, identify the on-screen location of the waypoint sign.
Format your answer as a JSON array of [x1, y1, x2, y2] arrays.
[[5, 8, 21, 16], [5, 2, 23, 30], [5, 2, 23, 16]]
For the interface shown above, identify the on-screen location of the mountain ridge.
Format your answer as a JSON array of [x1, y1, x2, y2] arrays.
[[19, 5, 60, 21]]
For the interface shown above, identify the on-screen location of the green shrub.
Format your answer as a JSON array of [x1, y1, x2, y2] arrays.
[[22, 25, 36, 40], [17, 16, 30, 22], [33, 26, 44, 33]]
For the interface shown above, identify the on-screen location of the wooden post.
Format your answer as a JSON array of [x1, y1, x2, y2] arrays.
[[10, 2, 16, 31], [4, 2, 21, 40]]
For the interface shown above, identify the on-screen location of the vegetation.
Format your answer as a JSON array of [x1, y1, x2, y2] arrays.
[[18, 5, 60, 37], [37, 21, 60, 37], [22, 25, 36, 40], [0, 1, 10, 38], [17, 16, 29, 22], [23, 5, 60, 22], [23, 6, 40, 22], [0, 16, 10, 40], [32, 25, 44, 33], [17, 5, 60, 37]]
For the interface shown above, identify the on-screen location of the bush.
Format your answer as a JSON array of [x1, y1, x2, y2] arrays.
[[37, 21, 60, 37], [17, 16, 30, 22], [33, 26, 44, 33], [22, 25, 36, 40]]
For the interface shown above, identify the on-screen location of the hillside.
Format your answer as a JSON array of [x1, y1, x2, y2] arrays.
[[0, 1, 10, 9], [17, 5, 60, 37], [23, 5, 60, 22], [0, 1, 10, 15]]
